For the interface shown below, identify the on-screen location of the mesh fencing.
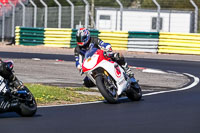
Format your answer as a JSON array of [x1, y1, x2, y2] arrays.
[[0, 0, 200, 41]]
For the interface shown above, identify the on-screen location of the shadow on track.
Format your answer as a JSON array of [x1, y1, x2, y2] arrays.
[[0, 112, 41, 119]]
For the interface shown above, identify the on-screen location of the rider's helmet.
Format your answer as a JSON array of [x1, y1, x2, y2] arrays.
[[76, 28, 90, 47]]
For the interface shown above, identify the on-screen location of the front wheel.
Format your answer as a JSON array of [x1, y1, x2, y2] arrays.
[[16, 86, 37, 117], [96, 74, 118, 104], [126, 82, 142, 101]]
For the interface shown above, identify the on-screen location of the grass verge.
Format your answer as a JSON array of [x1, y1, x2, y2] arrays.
[[25, 84, 103, 106]]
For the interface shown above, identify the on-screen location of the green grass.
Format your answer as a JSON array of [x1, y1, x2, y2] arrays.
[[25, 84, 103, 106], [65, 87, 99, 92]]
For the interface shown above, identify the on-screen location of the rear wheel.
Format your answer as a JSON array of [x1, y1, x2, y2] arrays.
[[96, 73, 118, 104], [126, 82, 142, 101], [16, 86, 37, 117]]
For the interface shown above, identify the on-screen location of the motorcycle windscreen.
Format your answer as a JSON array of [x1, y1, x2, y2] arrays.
[[85, 47, 98, 59]]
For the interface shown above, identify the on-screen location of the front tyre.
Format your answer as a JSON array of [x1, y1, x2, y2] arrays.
[[96, 75, 118, 104], [126, 82, 142, 101], [17, 86, 37, 117]]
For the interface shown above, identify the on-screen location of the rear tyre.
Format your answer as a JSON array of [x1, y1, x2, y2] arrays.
[[126, 82, 142, 101], [16, 86, 37, 117], [96, 74, 118, 104]]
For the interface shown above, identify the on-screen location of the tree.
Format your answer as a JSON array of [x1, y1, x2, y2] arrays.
[[32, 0, 134, 7], [141, 0, 194, 9]]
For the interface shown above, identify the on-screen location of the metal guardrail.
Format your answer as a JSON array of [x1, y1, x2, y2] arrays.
[[15, 27, 99, 48], [128, 32, 159, 53], [159, 32, 200, 55], [15, 27, 200, 55], [16, 26, 200, 55], [99, 30, 128, 50], [128, 38, 158, 53], [15, 27, 159, 52]]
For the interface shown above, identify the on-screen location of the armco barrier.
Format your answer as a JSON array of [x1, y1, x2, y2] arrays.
[[44, 28, 72, 47], [15, 27, 200, 55], [15, 27, 45, 46], [15, 26, 73, 47], [15, 27, 159, 51], [16, 27, 130, 50], [159, 32, 200, 55], [16, 27, 100, 48], [99, 30, 129, 50], [128, 32, 159, 53]]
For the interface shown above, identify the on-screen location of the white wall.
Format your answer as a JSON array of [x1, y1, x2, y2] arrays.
[[96, 9, 193, 33], [170, 13, 191, 33], [96, 10, 117, 30]]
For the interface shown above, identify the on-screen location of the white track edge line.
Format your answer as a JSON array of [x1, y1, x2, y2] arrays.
[[143, 73, 199, 96], [38, 73, 199, 108]]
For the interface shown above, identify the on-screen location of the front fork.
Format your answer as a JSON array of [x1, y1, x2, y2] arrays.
[[85, 70, 111, 85], [85, 71, 96, 85], [85, 68, 111, 85]]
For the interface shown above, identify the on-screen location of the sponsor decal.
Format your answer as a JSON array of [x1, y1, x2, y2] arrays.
[[87, 58, 91, 62], [114, 64, 121, 78], [118, 78, 125, 85]]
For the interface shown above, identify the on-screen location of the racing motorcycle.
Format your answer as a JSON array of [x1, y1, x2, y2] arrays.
[[82, 46, 142, 103], [0, 61, 37, 117]]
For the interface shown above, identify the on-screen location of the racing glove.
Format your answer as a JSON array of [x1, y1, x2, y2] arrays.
[[77, 64, 83, 75], [103, 51, 114, 58]]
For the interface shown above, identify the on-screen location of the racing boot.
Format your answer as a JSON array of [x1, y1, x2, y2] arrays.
[[0, 97, 11, 112], [0, 97, 19, 112], [122, 63, 134, 78]]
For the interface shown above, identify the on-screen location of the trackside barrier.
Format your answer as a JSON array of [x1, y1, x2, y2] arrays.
[[15, 27, 200, 55], [15, 27, 158, 51], [99, 30, 129, 50], [128, 32, 159, 53], [15, 26, 72, 47], [44, 28, 72, 47], [159, 32, 200, 55], [15, 27, 100, 48], [15, 27, 45, 46]]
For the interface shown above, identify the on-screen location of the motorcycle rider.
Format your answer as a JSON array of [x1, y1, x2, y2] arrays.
[[0, 59, 24, 112], [74, 28, 134, 86]]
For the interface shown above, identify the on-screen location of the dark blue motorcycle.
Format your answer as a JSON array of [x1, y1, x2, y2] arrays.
[[0, 60, 37, 117]]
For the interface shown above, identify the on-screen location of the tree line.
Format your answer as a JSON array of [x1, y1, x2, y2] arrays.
[[30, 0, 200, 9]]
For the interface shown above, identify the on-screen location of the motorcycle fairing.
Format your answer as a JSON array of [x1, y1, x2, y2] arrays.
[[94, 60, 128, 95], [82, 48, 128, 95]]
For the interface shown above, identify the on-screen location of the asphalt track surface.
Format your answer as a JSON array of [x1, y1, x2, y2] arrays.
[[0, 52, 200, 133]]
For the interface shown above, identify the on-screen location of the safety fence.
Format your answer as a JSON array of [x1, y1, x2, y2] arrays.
[[159, 32, 200, 55], [15, 27, 100, 48], [16, 27, 72, 47], [15, 27, 200, 55], [15, 26, 158, 52], [98, 31, 129, 50], [128, 32, 159, 53]]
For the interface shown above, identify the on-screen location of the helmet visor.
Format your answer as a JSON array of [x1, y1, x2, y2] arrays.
[[76, 34, 87, 43]]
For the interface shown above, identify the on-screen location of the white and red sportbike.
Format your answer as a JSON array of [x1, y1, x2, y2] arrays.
[[82, 46, 142, 103]]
